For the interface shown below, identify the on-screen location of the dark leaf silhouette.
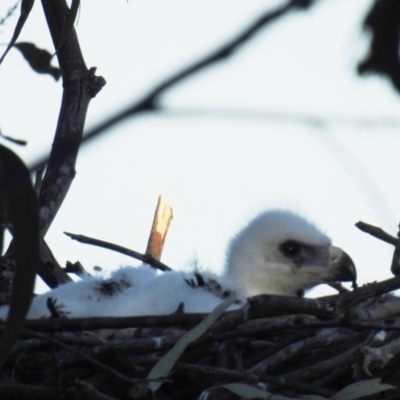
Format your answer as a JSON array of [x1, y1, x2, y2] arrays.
[[13, 42, 61, 81], [0, 144, 39, 369], [358, 0, 400, 92], [0, 129, 27, 146], [0, 0, 34, 64]]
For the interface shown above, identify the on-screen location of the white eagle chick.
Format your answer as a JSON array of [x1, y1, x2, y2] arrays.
[[0, 209, 356, 319], [227, 210, 356, 297]]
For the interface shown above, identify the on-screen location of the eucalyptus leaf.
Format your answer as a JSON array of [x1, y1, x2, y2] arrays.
[[331, 378, 394, 400], [13, 42, 61, 81], [220, 383, 328, 400], [0, 144, 39, 369], [146, 293, 236, 393], [0, 0, 34, 64]]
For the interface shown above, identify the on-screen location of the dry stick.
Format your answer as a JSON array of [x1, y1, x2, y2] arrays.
[[21, 313, 204, 332], [23, 328, 166, 387], [355, 221, 397, 245], [19, 294, 335, 333], [30, 0, 312, 173], [205, 319, 400, 348], [146, 195, 173, 261], [64, 195, 172, 278], [248, 333, 351, 375], [321, 273, 400, 312], [280, 346, 359, 383], [327, 282, 349, 292], [347, 297, 400, 321], [58, 335, 181, 369], [172, 359, 335, 398], [64, 231, 172, 271], [74, 379, 121, 400], [159, 107, 400, 129], [173, 362, 334, 398]]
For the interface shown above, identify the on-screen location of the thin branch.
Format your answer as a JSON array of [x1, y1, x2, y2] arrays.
[[279, 346, 358, 382], [74, 379, 121, 400], [23, 327, 156, 387], [355, 221, 398, 245], [173, 361, 335, 397], [14, 303, 400, 335], [0, 2, 19, 26], [30, 0, 313, 173], [64, 231, 172, 271], [19, 313, 205, 332], [156, 107, 400, 130], [248, 333, 351, 375], [348, 296, 400, 321], [321, 274, 400, 313], [57, 334, 181, 369]]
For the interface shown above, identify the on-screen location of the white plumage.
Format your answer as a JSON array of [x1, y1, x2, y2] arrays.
[[227, 210, 355, 297], [0, 209, 356, 319], [11, 267, 242, 319]]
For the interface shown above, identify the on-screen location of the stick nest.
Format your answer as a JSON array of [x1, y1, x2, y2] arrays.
[[1, 277, 400, 400]]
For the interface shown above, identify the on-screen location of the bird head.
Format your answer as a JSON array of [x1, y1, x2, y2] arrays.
[[225, 210, 356, 297]]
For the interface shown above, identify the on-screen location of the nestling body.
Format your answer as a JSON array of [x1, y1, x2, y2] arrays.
[[0, 210, 356, 319]]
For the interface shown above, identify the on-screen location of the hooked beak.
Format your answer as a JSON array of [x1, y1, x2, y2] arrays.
[[328, 246, 357, 285]]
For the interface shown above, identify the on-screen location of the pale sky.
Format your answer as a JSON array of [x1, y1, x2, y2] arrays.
[[1, 0, 400, 295]]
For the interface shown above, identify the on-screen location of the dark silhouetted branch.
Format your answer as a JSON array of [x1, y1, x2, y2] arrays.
[[355, 221, 397, 246], [64, 231, 172, 272], [38, 0, 105, 237], [30, 0, 316, 173]]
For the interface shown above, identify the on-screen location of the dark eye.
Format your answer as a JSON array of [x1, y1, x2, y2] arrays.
[[280, 241, 302, 258]]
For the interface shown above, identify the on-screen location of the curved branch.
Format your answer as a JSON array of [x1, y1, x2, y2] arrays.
[[38, 0, 106, 237], [30, 0, 314, 172]]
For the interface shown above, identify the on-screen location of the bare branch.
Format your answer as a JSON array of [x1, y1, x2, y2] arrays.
[[30, 0, 315, 172], [355, 221, 398, 245], [322, 274, 400, 312], [38, 0, 105, 237], [74, 379, 121, 400], [64, 231, 172, 272], [24, 327, 148, 386]]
